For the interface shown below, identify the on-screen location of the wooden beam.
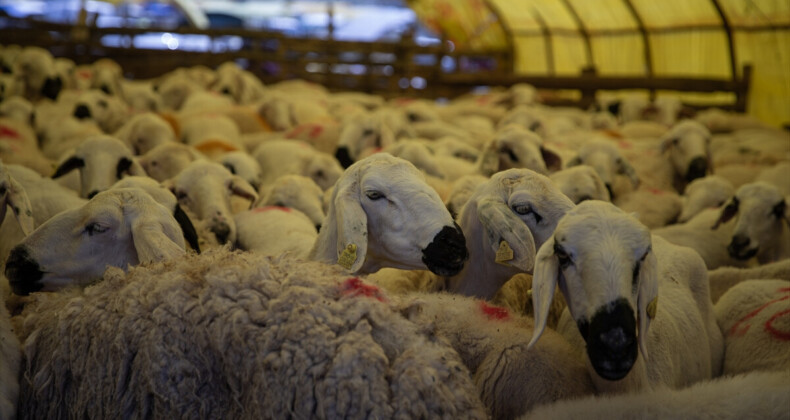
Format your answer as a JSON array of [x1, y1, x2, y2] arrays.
[[561, 0, 593, 67], [710, 0, 738, 80], [530, 6, 555, 75], [482, 0, 515, 73], [622, 0, 654, 79]]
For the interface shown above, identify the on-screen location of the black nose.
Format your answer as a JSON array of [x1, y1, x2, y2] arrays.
[[5, 245, 44, 296], [581, 298, 638, 381], [422, 222, 468, 276], [335, 146, 354, 169], [211, 221, 231, 244], [686, 157, 708, 182], [728, 234, 757, 260], [315, 224, 322, 232], [41, 76, 62, 100], [87, 190, 101, 199], [74, 104, 91, 119]]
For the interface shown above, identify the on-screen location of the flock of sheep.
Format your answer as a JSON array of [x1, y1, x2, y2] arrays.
[[0, 44, 789, 419]]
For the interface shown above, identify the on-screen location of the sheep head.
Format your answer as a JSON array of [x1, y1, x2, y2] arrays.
[[678, 175, 733, 223], [5, 187, 186, 295], [550, 165, 612, 204], [528, 201, 658, 381], [566, 140, 639, 199], [0, 160, 35, 235], [659, 120, 712, 185], [310, 153, 467, 275]]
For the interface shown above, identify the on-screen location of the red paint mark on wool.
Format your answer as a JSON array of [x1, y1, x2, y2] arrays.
[[647, 188, 664, 195], [78, 70, 92, 79], [251, 206, 291, 213], [0, 126, 20, 139], [286, 125, 306, 138], [479, 301, 509, 320], [729, 294, 790, 338], [765, 308, 790, 341], [309, 124, 324, 139], [340, 277, 386, 302]]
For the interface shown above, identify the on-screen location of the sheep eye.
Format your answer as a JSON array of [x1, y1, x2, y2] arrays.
[[554, 243, 572, 268], [365, 191, 384, 201], [0, 185, 6, 196], [315, 170, 325, 179], [175, 190, 188, 200], [84, 222, 108, 236], [512, 204, 542, 223]]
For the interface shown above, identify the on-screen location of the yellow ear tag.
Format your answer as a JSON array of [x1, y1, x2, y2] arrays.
[[338, 243, 358, 270], [647, 296, 658, 319], [495, 241, 515, 265]]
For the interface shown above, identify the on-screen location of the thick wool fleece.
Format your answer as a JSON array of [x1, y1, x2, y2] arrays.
[[14, 249, 486, 420]]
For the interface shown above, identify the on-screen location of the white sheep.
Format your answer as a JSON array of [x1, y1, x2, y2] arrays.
[[12, 46, 63, 101], [566, 139, 640, 200], [334, 111, 397, 168], [14, 250, 487, 419], [656, 119, 713, 191], [254, 174, 325, 229], [217, 150, 262, 191], [715, 279, 790, 375], [708, 259, 790, 303], [482, 124, 563, 176], [712, 181, 789, 264], [0, 282, 19, 420], [69, 89, 129, 133], [521, 370, 790, 420], [308, 153, 468, 276], [209, 62, 266, 104], [0, 95, 33, 124], [0, 116, 54, 177], [234, 206, 318, 258], [51, 135, 147, 199], [164, 160, 258, 246], [253, 139, 343, 191], [394, 292, 594, 419], [138, 142, 205, 182], [35, 113, 103, 161], [678, 175, 735, 223], [549, 165, 611, 204], [120, 79, 162, 113], [4, 187, 186, 295], [113, 112, 176, 155], [445, 174, 488, 219], [529, 201, 723, 393]]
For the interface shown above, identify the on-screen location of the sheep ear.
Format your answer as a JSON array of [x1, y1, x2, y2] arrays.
[[528, 237, 560, 349], [129, 211, 186, 264], [52, 156, 84, 178], [476, 140, 500, 176], [476, 198, 536, 272], [128, 158, 147, 176], [593, 171, 612, 202], [173, 204, 200, 253], [566, 156, 582, 168], [636, 247, 658, 361], [228, 175, 258, 206], [617, 158, 640, 188], [540, 146, 562, 172], [3, 175, 35, 236], [333, 176, 367, 273], [712, 199, 738, 230]]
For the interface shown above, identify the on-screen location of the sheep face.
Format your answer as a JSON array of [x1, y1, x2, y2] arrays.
[[15, 47, 62, 100], [529, 201, 658, 381], [314, 153, 467, 275], [0, 161, 35, 236], [487, 125, 560, 176], [550, 165, 611, 204], [678, 175, 733, 223], [567, 140, 639, 198], [5, 188, 186, 295], [305, 154, 343, 191], [497, 106, 545, 137], [660, 120, 712, 184], [139, 143, 202, 182], [714, 182, 788, 261], [167, 161, 258, 245], [115, 113, 176, 155], [335, 114, 395, 168], [52, 135, 146, 199], [385, 140, 445, 179], [220, 151, 262, 191], [256, 175, 325, 230], [71, 90, 128, 133]]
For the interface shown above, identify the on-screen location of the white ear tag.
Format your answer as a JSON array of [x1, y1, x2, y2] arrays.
[[647, 296, 658, 319]]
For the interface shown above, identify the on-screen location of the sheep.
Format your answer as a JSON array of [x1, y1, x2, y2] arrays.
[[0, 95, 33, 124], [120, 79, 162, 113], [253, 139, 343, 191], [712, 181, 790, 264], [654, 120, 713, 191], [334, 111, 398, 168], [210, 61, 266, 104], [234, 206, 318, 258], [4, 187, 187, 295], [445, 174, 488, 219], [0, 159, 34, 236], [0, 117, 54, 177], [69, 89, 129, 133], [35, 114, 103, 161], [482, 124, 562, 176], [88, 58, 124, 97], [528, 201, 723, 393], [138, 142, 205, 182], [178, 112, 244, 158], [51, 135, 147, 199], [12, 46, 62, 101], [164, 160, 258, 246], [566, 139, 640, 200], [0, 284, 19, 420], [521, 370, 790, 420], [381, 139, 446, 180], [708, 259, 790, 303], [217, 150, 262, 191], [394, 292, 594, 419], [448, 168, 575, 299], [678, 175, 735, 223], [549, 165, 611, 204], [112, 112, 176, 155], [308, 153, 468, 276], [254, 174, 325, 230], [714, 279, 790, 376], [756, 160, 790, 196], [0, 74, 23, 105], [14, 250, 487, 419]]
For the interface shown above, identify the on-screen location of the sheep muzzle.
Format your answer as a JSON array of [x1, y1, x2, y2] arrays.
[[421, 223, 468, 276], [685, 157, 708, 183], [5, 245, 44, 296], [581, 298, 638, 381]]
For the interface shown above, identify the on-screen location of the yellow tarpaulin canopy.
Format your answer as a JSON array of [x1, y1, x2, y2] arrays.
[[407, 0, 790, 126]]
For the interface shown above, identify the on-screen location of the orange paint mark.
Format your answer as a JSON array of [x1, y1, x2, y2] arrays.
[[647, 188, 665, 195], [194, 139, 239, 153], [251, 206, 291, 213]]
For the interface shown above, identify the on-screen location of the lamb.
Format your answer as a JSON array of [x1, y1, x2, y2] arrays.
[[528, 201, 723, 393], [234, 206, 318, 258], [521, 370, 790, 420], [138, 142, 205, 182], [253, 139, 343, 191], [308, 153, 468, 276], [51, 135, 147, 199], [255, 174, 325, 229], [678, 175, 735, 223], [481, 124, 562, 176], [715, 279, 790, 375], [14, 250, 487, 419], [112, 112, 176, 155], [394, 292, 593, 419], [708, 259, 790, 303], [164, 160, 258, 246], [4, 187, 187, 295], [712, 181, 790, 264], [549, 165, 611, 204]]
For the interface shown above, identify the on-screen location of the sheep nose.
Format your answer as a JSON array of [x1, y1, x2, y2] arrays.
[[211, 222, 231, 244], [583, 298, 638, 381], [422, 222, 468, 276], [727, 234, 757, 260], [729, 234, 750, 251], [74, 104, 92, 119], [5, 245, 44, 296], [335, 146, 354, 169], [686, 157, 708, 182], [41, 76, 62, 100]]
